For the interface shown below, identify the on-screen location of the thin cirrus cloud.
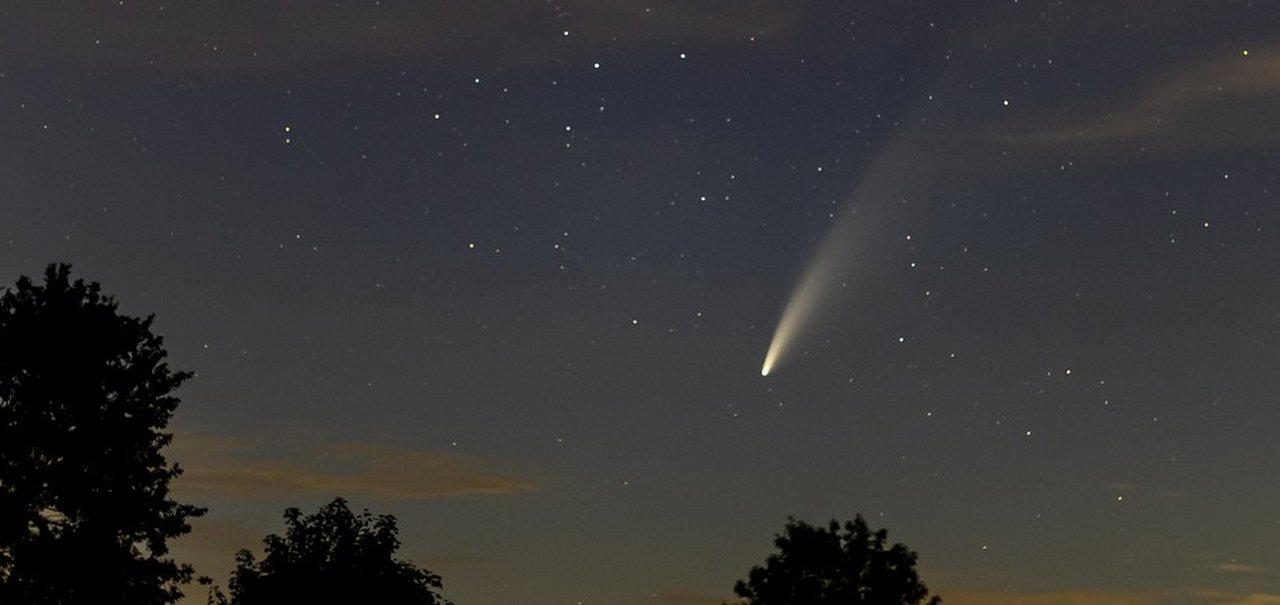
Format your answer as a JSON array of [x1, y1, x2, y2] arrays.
[[944, 590, 1280, 605], [0, 1, 805, 70], [169, 432, 539, 501], [943, 591, 1164, 605], [909, 48, 1280, 187], [1212, 563, 1270, 574], [988, 50, 1280, 154], [1204, 595, 1280, 605]]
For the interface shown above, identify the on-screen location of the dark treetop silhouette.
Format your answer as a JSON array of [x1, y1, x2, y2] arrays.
[[734, 516, 941, 605], [0, 263, 205, 604], [217, 497, 450, 605]]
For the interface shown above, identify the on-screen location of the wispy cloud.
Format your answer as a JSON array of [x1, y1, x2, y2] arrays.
[[995, 49, 1280, 153], [943, 590, 1164, 605], [944, 588, 1280, 605], [1212, 563, 1269, 574], [0, 1, 804, 71], [911, 48, 1280, 186], [169, 431, 539, 501], [1207, 594, 1280, 605]]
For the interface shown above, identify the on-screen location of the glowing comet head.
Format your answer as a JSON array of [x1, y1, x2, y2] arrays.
[[761, 333, 787, 376], [759, 261, 824, 378]]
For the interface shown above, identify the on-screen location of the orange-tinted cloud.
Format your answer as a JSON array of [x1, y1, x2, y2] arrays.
[[169, 431, 539, 501], [1212, 563, 1269, 574], [944, 590, 1164, 605], [1206, 595, 1280, 605], [942, 588, 1280, 605]]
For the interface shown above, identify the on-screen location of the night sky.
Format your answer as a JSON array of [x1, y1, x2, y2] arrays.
[[5, 2, 1280, 604]]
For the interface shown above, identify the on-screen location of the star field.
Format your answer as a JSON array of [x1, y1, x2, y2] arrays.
[[3, 2, 1280, 605]]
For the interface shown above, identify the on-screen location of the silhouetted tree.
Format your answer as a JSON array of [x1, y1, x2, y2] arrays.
[[222, 498, 449, 605], [734, 516, 941, 605], [0, 263, 205, 604]]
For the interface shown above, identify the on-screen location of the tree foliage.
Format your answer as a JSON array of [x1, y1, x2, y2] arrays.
[[0, 263, 205, 604], [223, 498, 449, 605], [734, 516, 941, 605]]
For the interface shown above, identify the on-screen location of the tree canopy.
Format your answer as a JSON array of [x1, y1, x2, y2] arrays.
[[223, 498, 449, 605], [734, 516, 941, 605], [0, 263, 205, 604]]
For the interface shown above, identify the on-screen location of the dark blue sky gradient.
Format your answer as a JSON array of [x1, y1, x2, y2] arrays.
[[4, 2, 1280, 604]]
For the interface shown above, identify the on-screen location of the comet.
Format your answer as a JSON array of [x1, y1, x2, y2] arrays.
[[759, 132, 922, 377], [760, 208, 862, 377], [757, 10, 1054, 377]]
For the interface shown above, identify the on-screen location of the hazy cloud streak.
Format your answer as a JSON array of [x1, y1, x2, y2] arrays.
[[170, 432, 539, 500]]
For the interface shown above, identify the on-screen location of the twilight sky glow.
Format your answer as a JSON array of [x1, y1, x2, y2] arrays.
[[5, 3, 1280, 605]]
